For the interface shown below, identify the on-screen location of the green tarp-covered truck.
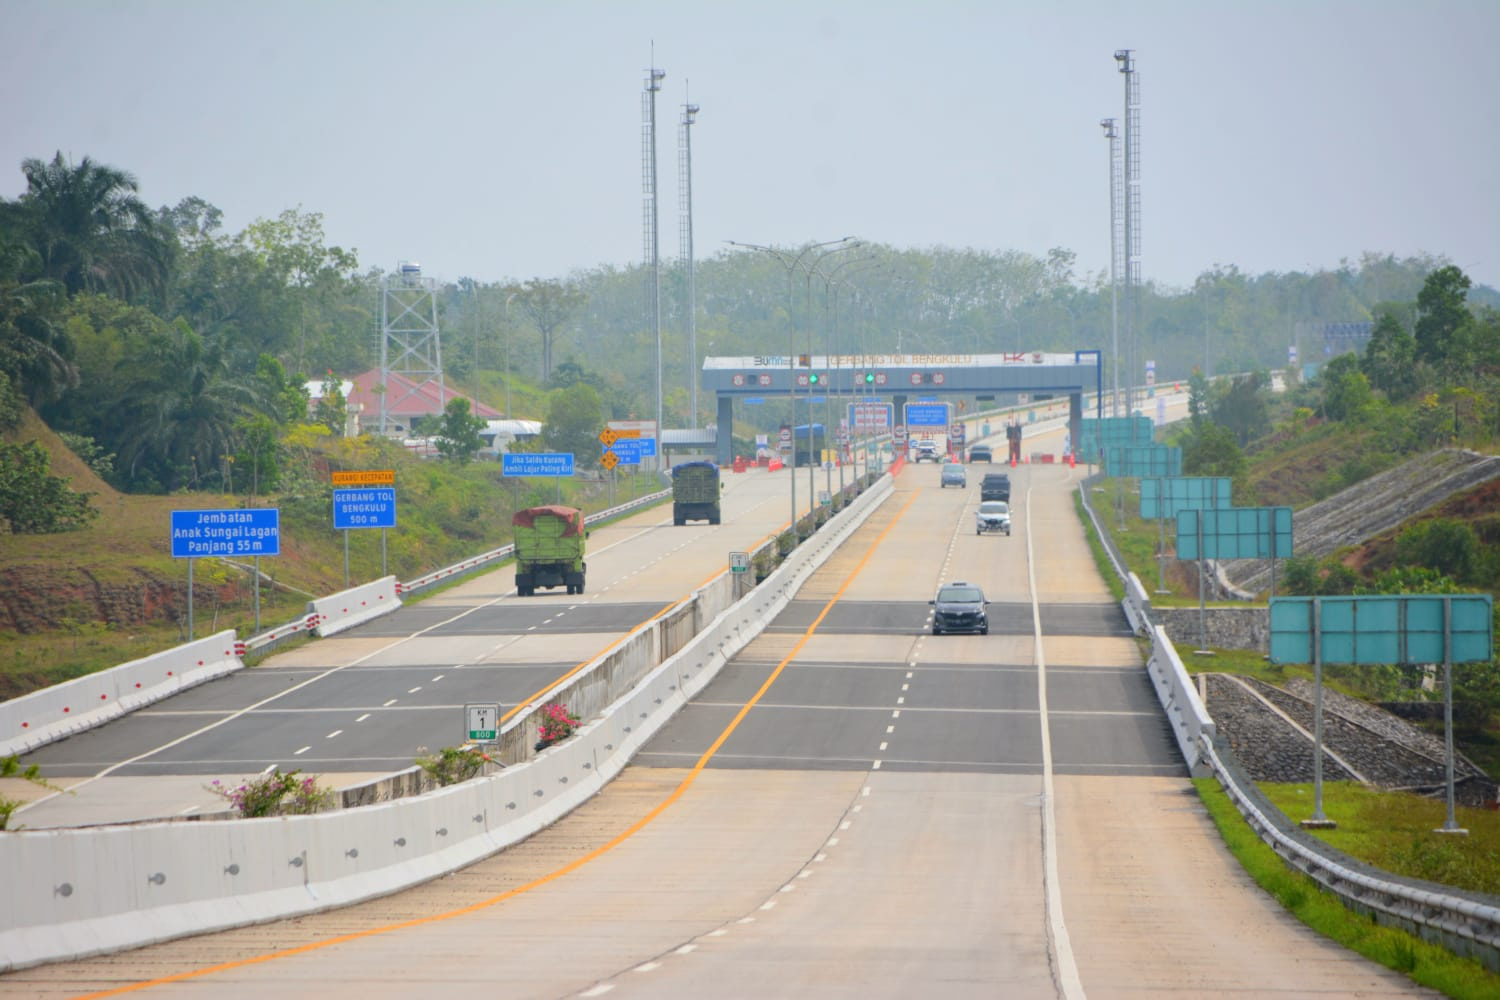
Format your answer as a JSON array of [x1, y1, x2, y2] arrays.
[[671, 461, 721, 525], [512, 505, 587, 595]]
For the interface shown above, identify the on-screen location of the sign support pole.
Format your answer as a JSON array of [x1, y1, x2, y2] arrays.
[[187, 559, 194, 641], [1195, 515, 1210, 654], [1303, 598, 1336, 828], [343, 529, 350, 588], [381, 528, 388, 578], [254, 555, 261, 632], [1437, 596, 1468, 835], [1155, 476, 1168, 594]]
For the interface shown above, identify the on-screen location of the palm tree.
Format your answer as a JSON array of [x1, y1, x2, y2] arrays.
[[110, 320, 266, 490], [12, 152, 173, 300], [0, 235, 74, 404]]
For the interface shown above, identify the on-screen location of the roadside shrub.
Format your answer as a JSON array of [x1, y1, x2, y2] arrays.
[[1396, 519, 1479, 582], [415, 745, 493, 786], [209, 769, 335, 817]]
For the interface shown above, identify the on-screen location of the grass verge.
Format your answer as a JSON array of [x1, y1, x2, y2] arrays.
[[1195, 777, 1500, 998]]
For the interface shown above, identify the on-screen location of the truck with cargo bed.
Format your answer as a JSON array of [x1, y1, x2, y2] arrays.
[[513, 505, 587, 595], [671, 461, 721, 525]]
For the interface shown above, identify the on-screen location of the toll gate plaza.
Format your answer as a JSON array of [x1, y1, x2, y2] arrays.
[[700, 350, 1103, 466]]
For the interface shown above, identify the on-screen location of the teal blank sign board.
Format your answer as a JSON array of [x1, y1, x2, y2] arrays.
[[1176, 506, 1293, 560], [1270, 594, 1494, 665]]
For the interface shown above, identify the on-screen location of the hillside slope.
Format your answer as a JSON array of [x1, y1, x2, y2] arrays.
[[1226, 448, 1500, 595]]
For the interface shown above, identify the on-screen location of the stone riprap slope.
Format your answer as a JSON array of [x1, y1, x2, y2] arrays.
[[1227, 448, 1500, 595], [1203, 673, 1497, 806]]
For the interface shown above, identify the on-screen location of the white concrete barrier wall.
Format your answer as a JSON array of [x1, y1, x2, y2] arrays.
[[1144, 624, 1215, 776], [310, 577, 401, 637], [0, 631, 240, 759], [0, 473, 895, 972]]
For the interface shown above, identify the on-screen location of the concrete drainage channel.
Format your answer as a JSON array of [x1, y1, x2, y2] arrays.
[[1077, 473, 1500, 971], [0, 476, 894, 973]]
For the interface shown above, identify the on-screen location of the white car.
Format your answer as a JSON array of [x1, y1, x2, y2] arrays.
[[976, 500, 1011, 535], [912, 440, 942, 463]]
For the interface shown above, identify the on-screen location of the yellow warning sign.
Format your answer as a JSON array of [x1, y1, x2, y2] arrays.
[[332, 469, 395, 486]]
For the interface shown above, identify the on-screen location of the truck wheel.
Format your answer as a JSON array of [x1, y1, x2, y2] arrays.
[[709, 514, 720, 525]]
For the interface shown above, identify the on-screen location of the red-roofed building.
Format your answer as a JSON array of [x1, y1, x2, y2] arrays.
[[346, 370, 502, 438]]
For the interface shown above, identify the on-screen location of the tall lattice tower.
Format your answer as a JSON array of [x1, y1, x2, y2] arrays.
[[642, 65, 666, 444], [378, 261, 443, 437], [1101, 118, 1123, 417], [679, 98, 700, 428], [1115, 49, 1142, 416]]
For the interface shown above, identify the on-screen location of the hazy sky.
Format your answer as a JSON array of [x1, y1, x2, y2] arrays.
[[5, 1, 1497, 292]]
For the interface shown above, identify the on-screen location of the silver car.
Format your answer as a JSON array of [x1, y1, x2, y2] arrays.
[[940, 463, 967, 488], [976, 500, 1011, 535]]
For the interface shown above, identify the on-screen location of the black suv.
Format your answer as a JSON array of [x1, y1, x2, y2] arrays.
[[930, 581, 989, 635], [980, 473, 1010, 502], [968, 444, 992, 463]]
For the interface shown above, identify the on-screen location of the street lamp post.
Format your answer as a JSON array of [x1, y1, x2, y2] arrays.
[[503, 290, 519, 418], [725, 237, 855, 536], [803, 242, 861, 513], [815, 255, 880, 496]]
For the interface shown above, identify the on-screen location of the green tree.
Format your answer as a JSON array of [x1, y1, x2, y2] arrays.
[[0, 235, 72, 405], [1394, 519, 1478, 582], [241, 208, 360, 372], [0, 440, 97, 532], [1359, 310, 1420, 401], [1181, 422, 1245, 480], [1186, 369, 1210, 431], [1414, 265, 1473, 379], [512, 278, 587, 382], [434, 397, 485, 464], [314, 370, 347, 435], [1210, 372, 1270, 445], [110, 320, 266, 491], [542, 382, 603, 465], [1319, 353, 1374, 422], [4, 152, 172, 300]]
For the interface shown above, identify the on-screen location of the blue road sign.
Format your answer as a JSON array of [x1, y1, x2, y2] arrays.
[[1176, 506, 1293, 560], [906, 403, 948, 427], [503, 452, 575, 477], [171, 508, 280, 558], [333, 487, 396, 529], [1270, 595, 1494, 665]]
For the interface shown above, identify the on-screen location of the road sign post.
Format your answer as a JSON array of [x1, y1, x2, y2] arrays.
[[466, 703, 500, 743], [1270, 594, 1494, 832], [171, 508, 280, 640]]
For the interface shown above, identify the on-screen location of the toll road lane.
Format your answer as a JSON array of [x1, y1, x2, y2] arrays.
[[12, 471, 801, 828], [3, 435, 1431, 998]]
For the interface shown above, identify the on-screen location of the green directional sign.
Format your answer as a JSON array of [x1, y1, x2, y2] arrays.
[[1270, 595, 1494, 665], [1103, 445, 1181, 478], [1176, 506, 1293, 560], [1140, 476, 1231, 520]]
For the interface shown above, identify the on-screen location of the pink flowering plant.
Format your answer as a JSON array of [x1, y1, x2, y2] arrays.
[[537, 702, 581, 744], [209, 769, 335, 818]]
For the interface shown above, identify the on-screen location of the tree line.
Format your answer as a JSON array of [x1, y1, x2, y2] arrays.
[[3, 151, 1497, 526]]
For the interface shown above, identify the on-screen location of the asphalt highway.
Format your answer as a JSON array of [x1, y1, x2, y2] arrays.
[[3, 405, 1435, 998]]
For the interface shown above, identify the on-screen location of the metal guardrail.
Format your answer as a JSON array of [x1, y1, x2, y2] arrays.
[[1077, 470, 1500, 971]]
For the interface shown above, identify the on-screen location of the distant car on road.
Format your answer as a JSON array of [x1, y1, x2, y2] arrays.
[[968, 444, 993, 463], [976, 500, 1011, 535], [930, 581, 989, 635], [980, 473, 1011, 502], [912, 440, 942, 463], [940, 464, 967, 488]]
